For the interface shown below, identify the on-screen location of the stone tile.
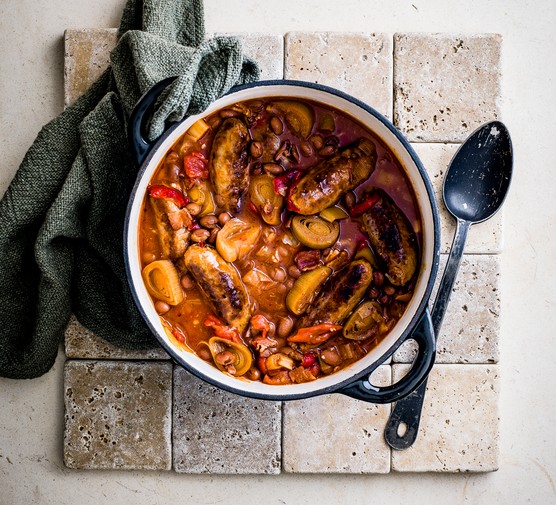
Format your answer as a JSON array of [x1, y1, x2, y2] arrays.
[[413, 143, 504, 254], [173, 368, 281, 474], [391, 364, 499, 472], [64, 315, 169, 360], [394, 254, 500, 364], [64, 28, 118, 107], [285, 32, 393, 118], [282, 366, 391, 473], [64, 360, 172, 470], [394, 33, 502, 142], [211, 33, 284, 80]]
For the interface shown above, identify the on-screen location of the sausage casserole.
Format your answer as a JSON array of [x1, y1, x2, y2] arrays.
[[138, 98, 421, 385]]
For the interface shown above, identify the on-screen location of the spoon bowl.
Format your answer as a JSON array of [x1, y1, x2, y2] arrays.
[[385, 120, 513, 450]]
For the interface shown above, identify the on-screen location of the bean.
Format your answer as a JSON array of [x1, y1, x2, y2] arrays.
[[269, 116, 284, 135], [180, 274, 194, 290], [263, 163, 284, 175], [285, 278, 294, 290], [245, 367, 261, 381], [197, 346, 212, 361], [320, 348, 343, 366], [154, 300, 170, 315], [271, 267, 286, 282], [368, 286, 380, 299], [215, 350, 235, 366], [186, 203, 202, 216], [318, 145, 336, 157], [344, 191, 356, 208], [287, 265, 301, 278], [208, 227, 219, 244], [383, 285, 396, 296], [277, 317, 294, 338], [267, 322, 276, 339], [218, 212, 231, 226], [166, 151, 179, 163], [215, 195, 226, 208], [206, 115, 222, 129], [142, 251, 157, 264], [250, 141, 263, 159], [199, 214, 218, 228], [309, 134, 324, 150], [373, 271, 385, 287], [290, 144, 300, 162], [299, 140, 314, 157], [191, 228, 210, 242], [379, 294, 391, 305], [220, 109, 240, 118]]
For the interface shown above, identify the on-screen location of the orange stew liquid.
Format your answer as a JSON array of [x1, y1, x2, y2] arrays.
[[139, 97, 421, 385]]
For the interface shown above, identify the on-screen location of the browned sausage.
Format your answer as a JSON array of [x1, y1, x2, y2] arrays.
[[183, 244, 251, 333], [359, 188, 418, 286], [209, 117, 250, 214], [288, 138, 376, 215], [297, 259, 374, 328], [149, 197, 190, 260]]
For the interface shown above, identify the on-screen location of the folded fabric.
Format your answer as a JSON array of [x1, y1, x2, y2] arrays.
[[0, 0, 259, 379]]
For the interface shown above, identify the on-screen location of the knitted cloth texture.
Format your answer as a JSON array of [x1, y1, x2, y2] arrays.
[[0, 0, 259, 379]]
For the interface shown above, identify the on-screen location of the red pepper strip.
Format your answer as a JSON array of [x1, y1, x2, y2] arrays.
[[287, 323, 343, 344], [273, 170, 301, 197], [250, 314, 271, 339], [147, 184, 189, 208], [204, 314, 242, 343], [349, 193, 381, 217]]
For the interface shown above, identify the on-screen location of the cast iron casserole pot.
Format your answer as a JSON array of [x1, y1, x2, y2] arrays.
[[124, 78, 441, 404]]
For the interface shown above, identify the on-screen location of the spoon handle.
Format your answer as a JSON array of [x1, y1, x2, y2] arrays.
[[384, 218, 471, 450]]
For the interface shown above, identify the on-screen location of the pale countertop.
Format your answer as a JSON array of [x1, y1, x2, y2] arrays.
[[1, 0, 555, 504]]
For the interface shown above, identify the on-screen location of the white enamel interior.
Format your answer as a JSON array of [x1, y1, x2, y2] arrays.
[[126, 83, 437, 399]]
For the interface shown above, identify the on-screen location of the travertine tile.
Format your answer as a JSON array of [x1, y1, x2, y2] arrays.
[[64, 315, 169, 360], [394, 254, 500, 364], [282, 366, 391, 473], [413, 143, 503, 254], [394, 33, 501, 142], [64, 28, 118, 107], [173, 368, 281, 474], [285, 32, 393, 118], [211, 33, 284, 80], [65, 29, 284, 108], [64, 360, 172, 470], [391, 364, 499, 472]]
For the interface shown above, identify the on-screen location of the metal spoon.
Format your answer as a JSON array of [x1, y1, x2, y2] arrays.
[[384, 120, 513, 450]]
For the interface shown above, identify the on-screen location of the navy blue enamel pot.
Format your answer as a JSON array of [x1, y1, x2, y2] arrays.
[[124, 79, 440, 404]]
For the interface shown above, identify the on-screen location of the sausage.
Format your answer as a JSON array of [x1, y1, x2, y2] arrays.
[[183, 244, 251, 333], [209, 117, 250, 214], [149, 197, 190, 260], [288, 138, 376, 215], [297, 259, 374, 328], [359, 188, 418, 286]]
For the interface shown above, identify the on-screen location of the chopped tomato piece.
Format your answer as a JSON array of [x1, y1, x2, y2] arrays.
[[204, 314, 242, 343], [183, 151, 209, 179], [147, 185, 188, 208], [287, 323, 343, 344], [250, 314, 271, 339]]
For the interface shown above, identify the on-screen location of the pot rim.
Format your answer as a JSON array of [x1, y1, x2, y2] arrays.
[[124, 79, 440, 401]]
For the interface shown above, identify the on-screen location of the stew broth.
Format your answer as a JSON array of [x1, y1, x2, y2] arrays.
[[139, 97, 422, 385]]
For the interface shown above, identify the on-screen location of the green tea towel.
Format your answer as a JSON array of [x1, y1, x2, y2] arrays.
[[0, 0, 260, 379]]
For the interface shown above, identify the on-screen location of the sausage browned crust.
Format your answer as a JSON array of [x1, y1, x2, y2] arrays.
[[297, 259, 374, 328], [209, 117, 250, 214], [183, 244, 251, 333], [359, 188, 418, 286], [288, 138, 376, 215], [149, 197, 190, 260]]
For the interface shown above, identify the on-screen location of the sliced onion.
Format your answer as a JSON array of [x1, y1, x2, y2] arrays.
[[142, 260, 183, 305], [291, 215, 340, 249]]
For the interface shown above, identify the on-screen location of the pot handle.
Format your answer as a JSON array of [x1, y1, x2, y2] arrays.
[[128, 76, 178, 167], [339, 309, 435, 404]]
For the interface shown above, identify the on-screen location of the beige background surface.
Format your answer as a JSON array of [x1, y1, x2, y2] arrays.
[[1, 0, 555, 503]]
